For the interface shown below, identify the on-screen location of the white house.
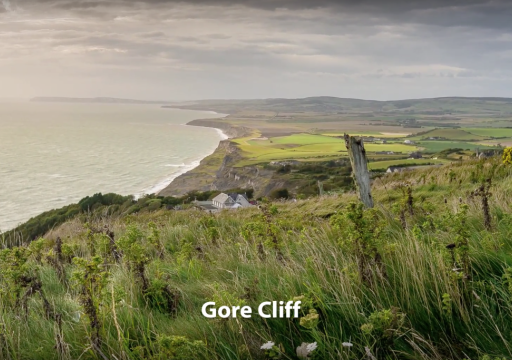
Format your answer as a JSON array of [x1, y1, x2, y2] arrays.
[[212, 193, 236, 209], [404, 140, 415, 145], [211, 193, 253, 210], [233, 194, 251, 207]]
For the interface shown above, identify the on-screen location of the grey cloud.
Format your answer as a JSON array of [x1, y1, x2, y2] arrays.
[[1, 0, 512, 99], [138, 31, 167, 38], [206, 33, 231, 39]]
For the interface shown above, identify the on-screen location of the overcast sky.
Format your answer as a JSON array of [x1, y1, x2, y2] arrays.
[[1, 0, 512, 100]]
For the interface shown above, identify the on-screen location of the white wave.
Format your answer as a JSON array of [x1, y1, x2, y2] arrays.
[[215, 128, 229, 140], [134, 159, 202, 199], [164, 163, 186, 167]]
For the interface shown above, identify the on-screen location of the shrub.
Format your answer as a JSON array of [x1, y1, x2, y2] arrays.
[[503, 147, 512, 165], [269, 188, 289, 199]]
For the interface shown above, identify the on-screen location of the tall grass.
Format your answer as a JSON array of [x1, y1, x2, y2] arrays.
[[1, 158, 512, 359]]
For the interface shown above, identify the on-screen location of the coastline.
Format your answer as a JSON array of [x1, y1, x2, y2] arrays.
[[142, 110, 231, 197]]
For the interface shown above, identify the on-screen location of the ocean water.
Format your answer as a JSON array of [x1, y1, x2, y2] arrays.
[[0, 101, 227, 232]]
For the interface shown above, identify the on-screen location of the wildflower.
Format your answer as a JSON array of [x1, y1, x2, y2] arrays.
[[261, 341, 275, 350], [72, 311, 81, 323], [342, 342, 353, 348], [296, 342, 317, 359], [306, 342, 317, 353]]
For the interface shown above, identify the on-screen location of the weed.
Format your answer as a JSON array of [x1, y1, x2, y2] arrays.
[[71, 256, 109, 350]]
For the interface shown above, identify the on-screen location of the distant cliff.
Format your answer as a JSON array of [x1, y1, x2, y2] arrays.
[[186, 119, 251, 139]]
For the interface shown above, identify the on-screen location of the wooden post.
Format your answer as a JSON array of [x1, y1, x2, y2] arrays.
[[344, 134, 374, 208]]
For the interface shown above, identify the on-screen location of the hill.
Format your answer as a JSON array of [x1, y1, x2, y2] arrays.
[[165, 96, 512, 114], [1, 157, 512, 359]]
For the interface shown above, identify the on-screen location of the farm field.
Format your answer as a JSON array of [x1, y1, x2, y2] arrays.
[[477, 140, 512, 147], [183, 97, 512, 170], [322, 131, 410, 138], [235, 133, 419, 166], [232, 129, 504, 167], [416, 140, 497, 152], [462, 128, 512, 138], [409, 128, 488, 141]]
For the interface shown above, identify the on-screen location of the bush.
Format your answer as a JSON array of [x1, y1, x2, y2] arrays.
[[503, 147, 512, 165], [269, 188, 289, 199]]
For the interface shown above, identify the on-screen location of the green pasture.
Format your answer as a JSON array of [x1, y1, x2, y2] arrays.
[[409, 128, 487, 141], [268, 134, 343, 145], [236, 133, 419, 165], [417, 141, 498, 153], [321, 132, 410, 138], [463, 128, 512, 138]]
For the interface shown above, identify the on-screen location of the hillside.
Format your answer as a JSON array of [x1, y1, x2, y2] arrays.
[[1, 157, 512, 359], [158, 96, 511, 197], [165, 96, 512, 114]]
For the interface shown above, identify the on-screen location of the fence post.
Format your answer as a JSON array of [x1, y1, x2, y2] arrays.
[[344, 134, 374, 208]]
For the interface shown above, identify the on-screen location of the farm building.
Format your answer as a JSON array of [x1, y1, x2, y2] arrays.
[[212, 193, 236, 209], [196, 193, 253, 212], [404, 140, 415, 145], [409, 152, 423, 159]]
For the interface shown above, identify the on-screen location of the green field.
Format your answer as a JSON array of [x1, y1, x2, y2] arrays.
[[255, 134, 343, 145], [417, 141, 498, 152], [410, 128, 489, 141], [463, 128, 512, 138], [236, 133, 419, 165], [322, 132, 410, 138]]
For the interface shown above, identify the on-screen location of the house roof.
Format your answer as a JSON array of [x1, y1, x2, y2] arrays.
[[213, 193, 234, 204], [235, 193, 249, 202]]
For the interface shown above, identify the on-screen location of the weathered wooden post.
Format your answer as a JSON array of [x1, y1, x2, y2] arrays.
[[344, 134, 374, 208]]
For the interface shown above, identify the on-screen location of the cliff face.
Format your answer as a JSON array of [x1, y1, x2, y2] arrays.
[[158, 139, 278, 197], [185, 119, 252, 138], [158, 139, 299, 198], [159, 119, 307, 198]]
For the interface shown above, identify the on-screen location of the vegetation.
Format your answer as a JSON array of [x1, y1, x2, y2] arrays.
[[1, 157, 512, 359], [2, 188, 254, 244]]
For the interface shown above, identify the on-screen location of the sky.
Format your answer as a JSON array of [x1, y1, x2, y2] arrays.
[[1, 0, 512, 101]]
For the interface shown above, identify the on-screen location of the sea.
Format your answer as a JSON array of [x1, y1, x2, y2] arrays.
[[0, 100, 227, 232]]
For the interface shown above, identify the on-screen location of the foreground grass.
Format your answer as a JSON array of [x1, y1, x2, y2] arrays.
[[2, 158, 512, 359]]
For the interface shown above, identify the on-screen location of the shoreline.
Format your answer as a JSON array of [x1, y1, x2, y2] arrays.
[[141, 110, 231, 197]]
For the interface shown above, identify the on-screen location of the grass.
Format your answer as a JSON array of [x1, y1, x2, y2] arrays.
[[322, 132, 410, 138], [417, 141, 498, 153], [464, 128, 512, 138], [2, 158, 512, 359], [409, 128, 489, 141], [368, 158, 448, 170], [269, 134, 343, 145], [236, 133, 419, 164]]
